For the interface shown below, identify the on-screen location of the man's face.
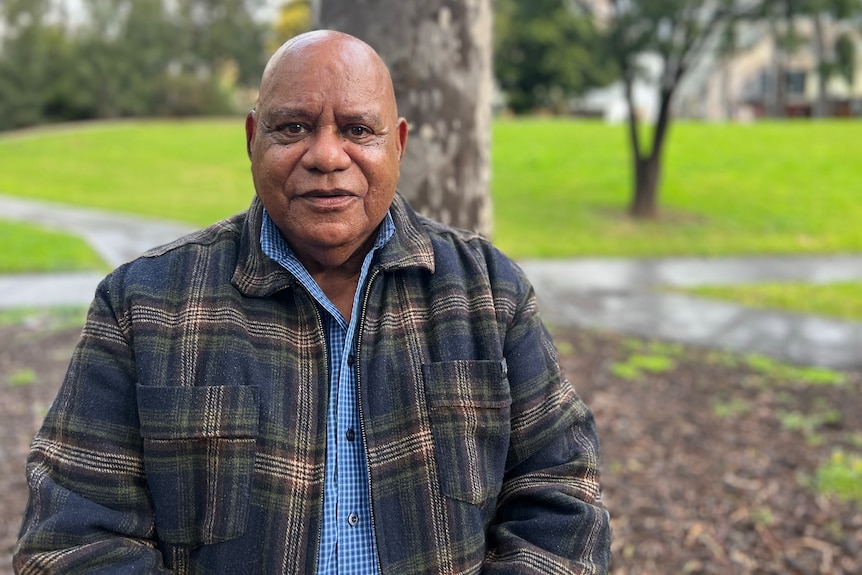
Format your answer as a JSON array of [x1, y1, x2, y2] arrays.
[[246, 36, 408, 269]]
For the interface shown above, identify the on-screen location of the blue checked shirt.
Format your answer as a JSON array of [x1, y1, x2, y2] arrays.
[[261, 209, 394, 575]]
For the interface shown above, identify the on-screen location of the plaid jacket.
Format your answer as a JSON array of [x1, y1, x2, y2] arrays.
[[15, 194, 611, 574]]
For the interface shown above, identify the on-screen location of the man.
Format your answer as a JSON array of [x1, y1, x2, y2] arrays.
[[15, 30, 611, 574]]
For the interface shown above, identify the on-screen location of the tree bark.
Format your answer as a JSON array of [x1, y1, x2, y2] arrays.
[[315, 0, 494, 236], [630, 156, 660, 218], [813, 13, 830, 118], [627, 84, 673, 219]]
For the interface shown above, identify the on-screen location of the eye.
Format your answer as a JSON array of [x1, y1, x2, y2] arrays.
[[283, 123, 306, 134], [346, 125, 371, 138]]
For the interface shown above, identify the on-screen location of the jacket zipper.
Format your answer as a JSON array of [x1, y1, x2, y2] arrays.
[[308, 294, 328, 575], [355, 266, 384, 574]]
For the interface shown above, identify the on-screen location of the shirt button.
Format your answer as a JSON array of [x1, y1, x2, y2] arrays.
[[347, 354, 355, 366], [347, 513, 359, 527], [346, 428, 356, 442]]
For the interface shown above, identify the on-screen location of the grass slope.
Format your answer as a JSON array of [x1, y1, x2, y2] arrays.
[[492, 118, 862, 258], [1, 119, 860, 318], [0, 220, 106, 273]]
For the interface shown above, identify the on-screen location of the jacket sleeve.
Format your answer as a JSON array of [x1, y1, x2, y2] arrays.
[[13, 274, 170, 574], [482, 267, 612, 574]]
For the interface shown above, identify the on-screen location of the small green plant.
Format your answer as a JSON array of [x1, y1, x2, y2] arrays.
[[555, 340, 574, 357], [8, 368, 37, 387], [611, 353, 676, 381], [712, 397, 752, 419], [816, 450, 862, 504], [848, 432, 862, 450], [750, 507, 775, 527], [776, 408, 841, 435], [744, 354, 846, 386]]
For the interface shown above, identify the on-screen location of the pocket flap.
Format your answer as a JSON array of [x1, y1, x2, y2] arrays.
[[137, 385, 259, 440]]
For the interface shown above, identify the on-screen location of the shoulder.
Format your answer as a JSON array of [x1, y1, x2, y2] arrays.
[[141, 210, 247, 260], [102, 209, 250, 304], [393, 195, 530, 300]]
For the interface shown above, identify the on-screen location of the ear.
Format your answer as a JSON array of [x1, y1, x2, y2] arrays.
[[396, 117, 409, 161], [245, 110, 256, 159]]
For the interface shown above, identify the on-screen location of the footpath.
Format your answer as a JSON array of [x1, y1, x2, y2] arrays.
[[2, 194, 862, 369]]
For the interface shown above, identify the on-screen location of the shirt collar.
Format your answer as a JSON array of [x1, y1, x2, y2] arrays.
[[259, 207, 396, 276]]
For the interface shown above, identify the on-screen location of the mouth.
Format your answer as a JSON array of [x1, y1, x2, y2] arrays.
[[298, 189, 359, 209]]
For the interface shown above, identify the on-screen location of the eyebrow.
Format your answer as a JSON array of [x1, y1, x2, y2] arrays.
[[262, 107, 314, 122], [263, 107, 383, 127]]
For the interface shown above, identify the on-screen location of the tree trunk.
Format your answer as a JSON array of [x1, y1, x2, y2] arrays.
[[315, 0, 494, 236], [630, 156, 660, 218], [813, 13, 829, 118], [628, 87, 672, 219]]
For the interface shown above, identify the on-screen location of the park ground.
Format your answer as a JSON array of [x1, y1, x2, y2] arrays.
[[1, 318, 860, 574]]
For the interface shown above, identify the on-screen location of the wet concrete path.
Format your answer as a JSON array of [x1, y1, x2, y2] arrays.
[[2, 194, 861, 369]]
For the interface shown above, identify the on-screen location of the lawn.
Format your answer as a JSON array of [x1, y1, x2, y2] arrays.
[[491, 118, 862, 258], [0, 119, 255, 227], [681, 281, 862, 322], [2, 118, 861, 258], [0, 220, 106, 273], [1, 118, 860, 317]]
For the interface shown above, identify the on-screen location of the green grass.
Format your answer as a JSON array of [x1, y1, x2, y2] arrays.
[[491, 118, 862, 258], [0, 119, 254, 227], [1, 117, 861, 278], [681, 281, 862, 321], [0, 219, 106, 272], [2, 118, 861, 257], [0, 306, 88, 329]]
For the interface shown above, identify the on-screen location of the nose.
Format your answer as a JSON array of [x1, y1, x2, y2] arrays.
[[301, 128, 351, 173]]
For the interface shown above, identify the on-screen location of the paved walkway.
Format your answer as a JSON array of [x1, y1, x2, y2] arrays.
[[2, 194, 862, 369]]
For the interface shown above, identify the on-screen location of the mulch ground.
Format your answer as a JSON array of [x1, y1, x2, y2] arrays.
[[2, 321, 860, 574]]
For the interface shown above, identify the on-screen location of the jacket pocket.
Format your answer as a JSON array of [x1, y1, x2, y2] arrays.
[[137, 384, 259, 547], [423, 360, 511, 505]]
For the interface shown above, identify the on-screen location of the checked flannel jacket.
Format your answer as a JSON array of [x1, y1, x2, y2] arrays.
[[15, 193, 611, 574]]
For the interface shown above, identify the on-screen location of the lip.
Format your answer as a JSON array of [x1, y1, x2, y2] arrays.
[[298, 190, 359, 210]]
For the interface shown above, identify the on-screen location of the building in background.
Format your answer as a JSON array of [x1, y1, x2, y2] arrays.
[[676, 18, 862, 121]]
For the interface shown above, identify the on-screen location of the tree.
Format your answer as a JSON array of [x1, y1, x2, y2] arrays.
[[494, 0, 612, 114], [0, 0, 269, 130], [317, 0, 494, 236], [591, 0, 735, 218], [0, 0, 71, 130], [270, 0, 312, 50], [797, 0, 861, 117]]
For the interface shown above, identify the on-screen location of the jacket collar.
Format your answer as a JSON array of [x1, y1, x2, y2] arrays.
[[232, 193, 435, 298]]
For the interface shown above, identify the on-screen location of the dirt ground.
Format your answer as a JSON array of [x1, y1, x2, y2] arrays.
[[1, 320, 860, 574]]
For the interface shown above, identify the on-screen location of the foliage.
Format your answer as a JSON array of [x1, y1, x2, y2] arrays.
[[270, 0, 312, 51], [493, 0, 612, 113], [0, 0, 268, 131], [589, 0, 737, 217], [755, 0, 862, 117]]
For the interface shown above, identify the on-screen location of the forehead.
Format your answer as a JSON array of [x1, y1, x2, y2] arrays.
[[259, 41, 393, 117]]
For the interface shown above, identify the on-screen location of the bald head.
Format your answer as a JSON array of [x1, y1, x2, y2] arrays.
[[258, 30, 398, 117]]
